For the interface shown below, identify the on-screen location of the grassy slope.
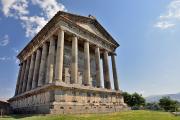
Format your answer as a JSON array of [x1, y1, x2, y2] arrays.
[[0, 110, 180, 120]]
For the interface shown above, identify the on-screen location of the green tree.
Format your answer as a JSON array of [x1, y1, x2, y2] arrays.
[[122, 92, 145, 108], [159, 97, 179, 112], [122, 92, 132, 106]]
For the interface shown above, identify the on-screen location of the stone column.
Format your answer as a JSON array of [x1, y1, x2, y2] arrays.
[[26, 53, 35, 91], [22, 57, 31, 92], [38, 43, 48, 86], [18, 61, 26, 94], [83, 41, 90, 86], [55, 29, 64, 82], [111, 53, 119, 90], [95, 46, 102, 88], [32, 49, 42, 89], [46, 38, 56, 84], [15, 64, 23, 95], [71, 35, 78, 84], [103, 51, 111, 89]]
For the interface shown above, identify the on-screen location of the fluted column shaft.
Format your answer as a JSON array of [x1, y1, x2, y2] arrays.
[[38, 43, 48, 86], [71, 36, 78, 84], [111, 54, 119, 90], [32, 49, 41, 89], [103, 51, 111, 89], [84, 41, 90, 86], [95, 47, 102, 88], [46, 38, 56, 83], [15, 64, 23, 95], [26, 53, 35, 91], [55, 29, 64, 82], [18, 61, 26, 94], [22, 57, 31, 92]]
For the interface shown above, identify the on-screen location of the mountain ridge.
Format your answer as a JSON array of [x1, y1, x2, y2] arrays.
[[145, 93, 180, 102]]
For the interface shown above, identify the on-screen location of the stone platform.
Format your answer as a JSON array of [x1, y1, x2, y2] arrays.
[[8, 82, 127, 114]]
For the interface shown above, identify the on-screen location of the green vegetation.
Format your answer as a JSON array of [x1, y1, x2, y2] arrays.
[[122, 92, 145, 109], [0, 110, 180, 120], [122, 92, 180, 111], [159, 97, 179, 112]]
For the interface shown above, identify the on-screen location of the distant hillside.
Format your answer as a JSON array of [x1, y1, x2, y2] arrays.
[[146, 93, 180, 103]]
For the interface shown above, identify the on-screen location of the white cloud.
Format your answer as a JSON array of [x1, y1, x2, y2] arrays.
[[1, 0, 16, 16], [0, 56, 11, 61], [20, 15, 47, 37], [1, 0, 66, 38], [32, 0, 66, 19], [0, 34, 9, 46], [154, 21, 175, 30], [0, 56, 19, 64], [154, 0, 180, 30], [12, 48, 19, 53], [1, 0, 29, 17]]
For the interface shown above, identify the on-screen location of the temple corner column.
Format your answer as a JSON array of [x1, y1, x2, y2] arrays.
[[103, 50, 111, 89], [111, 53, 119, 90], [54, 28, 64, 83], [15, 63, 23, 96]]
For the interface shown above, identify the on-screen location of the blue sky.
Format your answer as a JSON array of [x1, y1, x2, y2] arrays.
[[0, 0, 180, 100]]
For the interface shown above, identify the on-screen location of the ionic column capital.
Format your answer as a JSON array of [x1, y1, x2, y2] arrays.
[[58, 26, 66, 32]]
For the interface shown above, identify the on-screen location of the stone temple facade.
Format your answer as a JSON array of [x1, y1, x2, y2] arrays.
[[8, 11, 127, 114]]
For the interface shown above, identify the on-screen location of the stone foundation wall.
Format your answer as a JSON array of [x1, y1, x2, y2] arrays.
[[10, 91, 53, 114], [9, 84, 127, 114]]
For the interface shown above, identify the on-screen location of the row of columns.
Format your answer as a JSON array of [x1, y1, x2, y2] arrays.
[[15, 29, 119, 96]]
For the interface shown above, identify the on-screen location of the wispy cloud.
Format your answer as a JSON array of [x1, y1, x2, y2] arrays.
[[154, 0, 180, 30], [0, 56, 11, 61], [12, 48, 19, 53], [1, 0, 66, 38], [154, 21, 175, 30], [0, 56, 19, 64], [0, 34, 9, 46]]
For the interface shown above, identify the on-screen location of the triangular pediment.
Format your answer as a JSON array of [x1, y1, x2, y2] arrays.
[[76, 22, 107, 40], [59, 11, 119, 46]]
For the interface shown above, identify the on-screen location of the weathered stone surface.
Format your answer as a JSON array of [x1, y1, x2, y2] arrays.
[[9, 84, 127, 114]]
